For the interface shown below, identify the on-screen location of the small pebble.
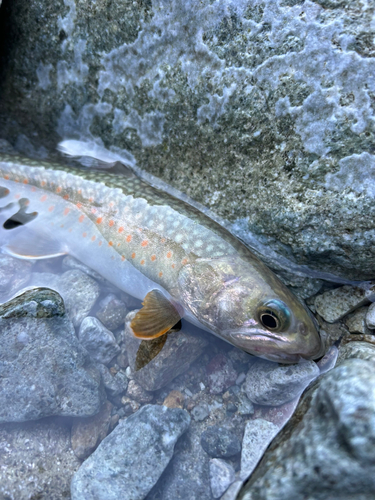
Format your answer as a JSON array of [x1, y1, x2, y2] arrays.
[[345, 306, 371, 334], [201, 426, 241, 458], [163, 390, 185, 409], [120, 396, 140, 413], [126, 380, 153, 404], [191, 402, 210, 421]]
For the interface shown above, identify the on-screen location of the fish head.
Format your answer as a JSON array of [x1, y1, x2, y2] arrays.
[[178, 256, 324, 364]]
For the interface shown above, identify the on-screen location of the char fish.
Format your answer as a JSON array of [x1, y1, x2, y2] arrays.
[[0, 149, 324, 363]]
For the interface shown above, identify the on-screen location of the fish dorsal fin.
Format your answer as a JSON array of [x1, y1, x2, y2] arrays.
[[3, 226, 67, 260], [130, 290, 181, 339]]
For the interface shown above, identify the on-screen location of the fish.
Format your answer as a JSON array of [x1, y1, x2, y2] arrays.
[[0, 148, 324, 364]]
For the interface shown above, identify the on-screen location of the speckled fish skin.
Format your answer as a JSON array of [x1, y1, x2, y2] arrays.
[[0, 153, 324, 363]]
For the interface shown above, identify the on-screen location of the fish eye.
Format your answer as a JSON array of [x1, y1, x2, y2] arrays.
[[257, 299, 291, 332]]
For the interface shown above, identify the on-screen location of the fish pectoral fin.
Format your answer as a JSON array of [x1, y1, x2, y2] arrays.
[[3, 227, 67, 260], [130, 290, 181, 339]]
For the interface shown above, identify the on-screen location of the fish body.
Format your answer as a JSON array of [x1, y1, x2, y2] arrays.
[[0, 152, 324, 363]]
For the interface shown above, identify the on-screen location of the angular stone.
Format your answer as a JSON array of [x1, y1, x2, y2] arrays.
[[236, 392, 255, 416], [345, 306, 372, 334], [366, 302, 375, 329], [337, 341, 375, 365], [0, 418, 81, 500], [70, 405, 190, 500], [0, 288, 104, 422], [201, 425, 241, 458], [238, 359, 375, 500], [126, 379, 154, 404], [123, 310, 208, 391], [209, 458, 235, 499], [206, 354, 238, 395], [30, 270, 100, 327], [314, 284, 375, 323], [79, 316, 120, 365], [95, 293, 128, 331], [71, 400, 114, 460], [244, 358, 319, 406], [240, 419, 279, 481], [97, 363, 128, 398]]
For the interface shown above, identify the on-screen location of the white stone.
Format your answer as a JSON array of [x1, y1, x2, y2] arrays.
[[209, 458, 235, 499]]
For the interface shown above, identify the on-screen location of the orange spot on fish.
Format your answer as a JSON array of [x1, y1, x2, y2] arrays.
[[14, 194, 20, 199], [41, 181, 46, 187], [56, 186, 62, 193], [78, 189, 82, 195], [109, 220, 114, 227], [23, 179, 28, 184], [40, 194, 47, 202], [98, 241, 103, 247], [4, 174, 9, 180], [121, 255, 125, 261], [171, 264, 176, 269], [91, 235, 96, 242], [118, 226, 124, 233], [76, 202, 82, 209], [63, 194, 69, 200], [166, 251, 172, 258], [31, 186, 37, 192], [109, 202, 114, 207], [48, 205, 55, 212], [83, 232, 87, 238], [141, 240, 148, 247], [89, 197, 93, 203], [68, 228, 73, 232], [108, 241, 113, 246], [117, 243, 121, 247], [131, 252, 136, 259], [79, 215, 85, 223], [140, 259, 145, 265], [96, 217, 102, 224], [91, 207, 97, 214], [14, 178, 19, 183], [181, 258, 188, 265], [151, 255, 156, 261], [64, 208, 70, 216], [161, 238, 166, 243], [159, 272, 163, 278], [126, 235, 132, 242]]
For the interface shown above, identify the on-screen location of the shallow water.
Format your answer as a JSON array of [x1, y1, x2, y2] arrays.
[[0, 252, 337, 500]]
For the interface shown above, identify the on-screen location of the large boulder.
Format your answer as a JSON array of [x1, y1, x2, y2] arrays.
[[0, 0, 374, 279]]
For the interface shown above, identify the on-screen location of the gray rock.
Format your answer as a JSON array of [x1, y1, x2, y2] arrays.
[[70, 404, 190, 500], [191, 402, 210, 421], [97, 363, 128, 398], [366, 302, 375, 329], [336, 341, 375, 365], [126, 379, 154, 404], [345, 306, 372, 334], [124, 310, 208, 391], [30, 269, 100, 327], [0, 288, 104, 422], [236, 392, 255, 416], [240, 419, 279, 481], [0, 253, 32, 300], [207, 354, 238, 395], [79, 316, 120, 365], [71, 400, 114, 460], [209, 458, 235, 499], [238, 358, 375, 500], [244, 358, 319, 406], [314, 284, 375, 323], [201, 425, 241, 458], [2, 0, 375, 280], [0, 418, 81, 500], [95, 293, 128, 331]]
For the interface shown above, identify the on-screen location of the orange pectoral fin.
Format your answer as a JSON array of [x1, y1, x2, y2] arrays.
[[130, 289, 181, 340]]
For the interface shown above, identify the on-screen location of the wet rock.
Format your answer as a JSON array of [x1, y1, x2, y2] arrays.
[[71, 400, 113, 460], [163, 390, 185, 409], [71, 404, 190, 500], [30, 269, 100, 327], [207, 354, 238, 394], [201, 425, 241, 458], [345, 306, 372, 334], [238, 358, 375, 500], [209, 458, 235, 499], [97, 363, 128, 398], [235, 392, 255, 416], [124, 310, 208, 391], [314, 284, 375, 323], [191, 402, 210, 421], [0, 253, 32, 300], [126, 379, 154, 404], [0, 418, 81, 500], [337, 341, 375, 365], [95, 293, 128, 331], [0, 288, 103, 422], [62, 255, 114, 287], [244, 358, 319, 406], [366, 303, 375, 329], [221, 480, 243, 500], [78, 316, 120, 365], [240, 419, 279, 481]]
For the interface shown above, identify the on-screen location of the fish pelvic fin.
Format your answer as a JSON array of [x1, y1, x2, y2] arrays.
[[130, 289, 181, 339]]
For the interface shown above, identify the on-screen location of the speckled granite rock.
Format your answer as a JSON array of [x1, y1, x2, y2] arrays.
[[0, 288, 104, 422], [70, 404, 190, 500], [1, 0, 375, 280], [336, 340, 375, 365], [95, 293, 128, 331], [0, 418, 81, 500], [201, 425, 241, 458], [238, 358, 375, 500], [78, 316, 120, 365], [345, 306, 372, 334], [209, 458, 235, 499], [244, 358, 319, 406], [123, 311, 208, 391]]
